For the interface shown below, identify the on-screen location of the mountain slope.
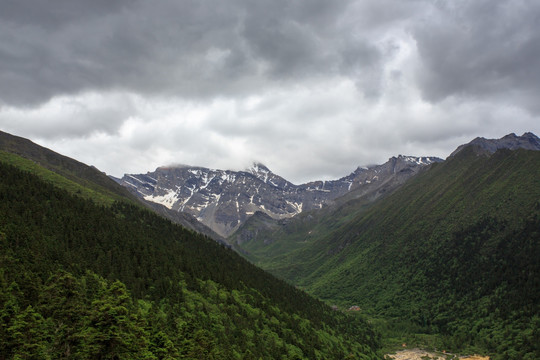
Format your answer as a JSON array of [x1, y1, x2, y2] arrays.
[[0, 130, 138, 204], [121, 156, 440, 237], [230, 155, 440, 259], [243, 141, 540, 358], [0, 131, 221, 240], [0, 158, 381, 359]]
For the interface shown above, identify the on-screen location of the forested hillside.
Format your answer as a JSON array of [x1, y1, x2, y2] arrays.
[[238, 147, 540, 359], [0, 131, 223, 240], [0, 131, 138, 204], [0, 160, 381, 359]]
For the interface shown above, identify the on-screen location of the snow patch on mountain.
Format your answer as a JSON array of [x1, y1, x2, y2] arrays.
[[120, 156, 442, 237], [144, 189, 178, 210]]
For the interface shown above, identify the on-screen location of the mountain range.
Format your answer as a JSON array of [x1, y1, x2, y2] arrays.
[[1, 129, 539, 359], [118, 155, 442, 237], [118, 132, 540, 244], [230, 132, 540, 252]]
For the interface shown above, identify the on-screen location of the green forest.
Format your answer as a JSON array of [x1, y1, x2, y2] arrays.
[[2, 133, 540, 359], [233, 147, 540, 359], [0, 159, 381, 359]]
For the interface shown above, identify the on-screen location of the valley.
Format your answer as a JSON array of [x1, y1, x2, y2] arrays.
[[3, 0, 540, 358], [113, 132, 540, 359], [1, 131, 539, 359]]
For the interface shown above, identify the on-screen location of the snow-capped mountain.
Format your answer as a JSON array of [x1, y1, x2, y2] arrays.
[[118, 156, 441, 237]]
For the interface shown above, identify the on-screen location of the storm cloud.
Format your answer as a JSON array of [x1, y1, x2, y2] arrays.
[[1, 0, 539, 183], [1, 0, 368, 105], [413, 0, 540, 113]]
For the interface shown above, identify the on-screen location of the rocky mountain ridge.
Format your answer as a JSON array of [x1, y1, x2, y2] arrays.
[[230, 155, 441, 248], [118, 155, 442, 237], [450, 132, 540, 157]]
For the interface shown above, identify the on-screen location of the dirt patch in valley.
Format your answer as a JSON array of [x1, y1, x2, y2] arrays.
[[386, 349, 490, 360], [386, 348, 447, 360]]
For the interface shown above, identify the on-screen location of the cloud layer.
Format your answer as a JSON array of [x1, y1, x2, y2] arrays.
[[1, 0, 539, 183]]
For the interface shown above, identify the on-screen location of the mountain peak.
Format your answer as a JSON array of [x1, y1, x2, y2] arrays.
[[450, 132, 540, 157], [522, 132, 540, 145], [248, 162, 271, 174]]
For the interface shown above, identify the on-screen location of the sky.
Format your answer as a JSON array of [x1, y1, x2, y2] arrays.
[[1, 0, 539, 184]]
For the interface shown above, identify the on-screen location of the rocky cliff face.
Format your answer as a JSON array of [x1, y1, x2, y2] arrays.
[[119, 157, 441, 237]]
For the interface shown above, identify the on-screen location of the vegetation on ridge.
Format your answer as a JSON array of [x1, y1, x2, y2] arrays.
[[0, 151, 122, 206], [0, 131, 139, 203], [0, 160, 380, 359], [234, 147, 540, 359]]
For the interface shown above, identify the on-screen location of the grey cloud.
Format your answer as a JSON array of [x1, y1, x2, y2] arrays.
[[339, 41, 384, 98], [0, 0, 396, 107], [0, 0, 131, 29], [1, 0, 244, 106], [240, 0, 351, 77], [413, 0, 540, 113], [4, 0, 539, 113], [0, 93, 134, 139]]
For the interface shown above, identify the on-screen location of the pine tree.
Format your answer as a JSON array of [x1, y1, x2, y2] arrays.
[[7, 305, 51, 360], [77, 281, 153, 359]]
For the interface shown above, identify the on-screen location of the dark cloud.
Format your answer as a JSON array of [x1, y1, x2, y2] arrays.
[[3, 0, 539, 110], [0, 0, 131, 29], [413, 0, 540, 113], [0, 0, 394, 106]]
